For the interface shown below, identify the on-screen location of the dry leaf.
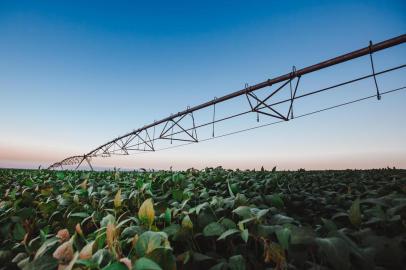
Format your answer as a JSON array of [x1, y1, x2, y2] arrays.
[[349, 198, 361, 227], [263, 239, 286, 269], [61, 251, 79, 270], [120, 257, 132, 269], [79, 179, 87, 190], [181, 215, 193, 230], [114, 189, 122, 208], [106, 223, 116, 249], [53, 241, 74, 264], [75, 223, 83, 236], [56, 229, 70, 243], [138, 198, 155, 228], [79, 241, 94, 259]]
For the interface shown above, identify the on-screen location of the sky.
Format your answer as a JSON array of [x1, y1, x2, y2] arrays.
[[0, 0, 405, 170]]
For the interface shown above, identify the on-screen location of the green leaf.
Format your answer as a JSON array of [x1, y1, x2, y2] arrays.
[[103, 261, 128, 270], [228, 255, 245, 270], [330, 230, 374, 269], [227, 181, 235, 197], [230, 183, 239, 194], [56, 172, 65, 180], [271, 214, 294, 225], [266, 194, 284, 208], [17, 207, 35, 219], [17, 257, 30, 269], [121, 226, 143, 239], [22, 255, 58, 270], [349, 198, 361, 227], [0, 250, 12, 265], [237, 217, 255, 229], [321, 218, 337, 232], [164, 208, 171, 224], [12, 222, 26, 241], [316, 237, 350, 270], [257, 225, 280, 238], [163, 224, 180, 237], [217, 229, 240, 241], [34, 237, 59, 259], [12, 252, 28, 264], [69, 212, 89, 218], [290, 226, 315, 245], [208, 261, 227, 270], [192, 252, 212, 262], [276, 227, 291, 250], [241, 229, 249, 243], [95, 233, 107, 251], [135, 231, 168, 257], [146, 248, 176, 270], [75, 259, 97, 268], [220, 218, 237, 230], [232, 206, 252, 219], [101, 214, 116, 227], [133, 257, 162, 270], [172, 189, 184, 201], [203, 222, 225, 237], [196, 202, 209, 215], [92, 249, 113, 268], [256, 209, 269, 219]]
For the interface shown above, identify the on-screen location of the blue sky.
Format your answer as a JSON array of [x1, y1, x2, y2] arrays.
[[0, 1, 405, 170]]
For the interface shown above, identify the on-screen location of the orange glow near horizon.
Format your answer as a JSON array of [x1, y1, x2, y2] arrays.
[[2, 141, 405, 170]]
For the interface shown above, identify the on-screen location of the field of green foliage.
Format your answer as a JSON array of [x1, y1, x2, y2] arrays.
[[0, 168, 405, 270]]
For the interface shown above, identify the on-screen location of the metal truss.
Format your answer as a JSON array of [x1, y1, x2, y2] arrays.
[[89, 129, 155, 158], [49, 155, 93, 171], [159, 111, 198, 143], [245, 71, 301, 121], [48, 34, 406, 170]]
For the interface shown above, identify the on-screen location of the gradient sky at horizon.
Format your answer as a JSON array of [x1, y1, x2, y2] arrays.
[[1, 0, 406, 170]]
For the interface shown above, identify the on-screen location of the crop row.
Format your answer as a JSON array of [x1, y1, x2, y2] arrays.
[[0, 168, 405, 269]]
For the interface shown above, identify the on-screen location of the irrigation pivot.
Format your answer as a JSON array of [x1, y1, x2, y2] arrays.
[[49, 34, 406, 170]]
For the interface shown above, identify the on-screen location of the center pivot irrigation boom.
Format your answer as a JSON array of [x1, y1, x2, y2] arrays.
[[49, 34, 406, 170]]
